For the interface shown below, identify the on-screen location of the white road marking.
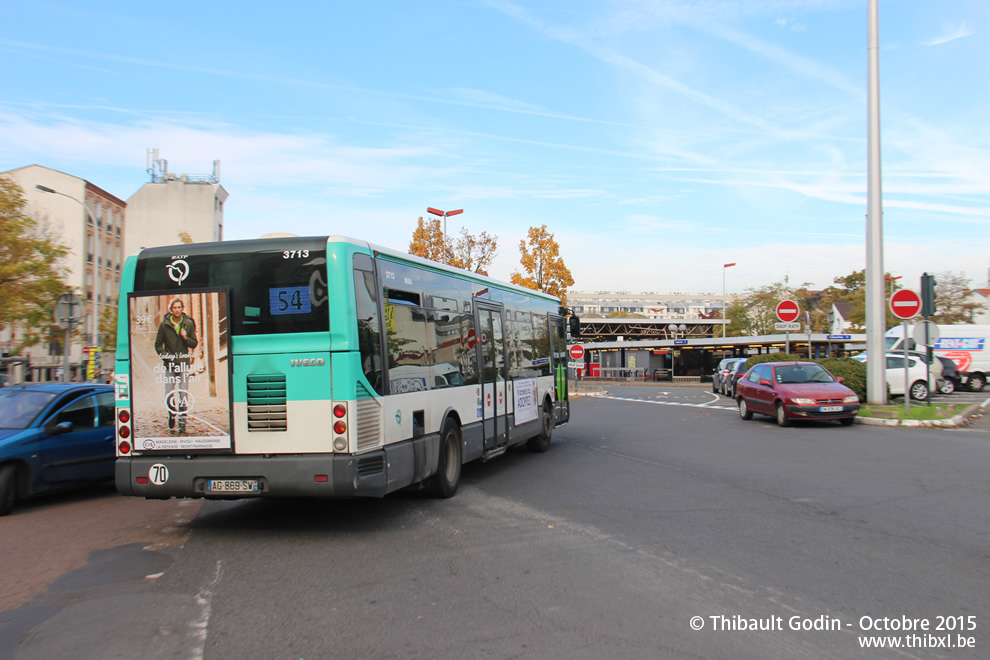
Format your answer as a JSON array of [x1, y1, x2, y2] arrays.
[[602, 395, 736, 411], [190, 560, 224, 660]]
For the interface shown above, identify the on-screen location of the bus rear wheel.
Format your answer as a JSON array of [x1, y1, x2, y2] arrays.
[[527, 401, 553, 453], [427, 419, 462, 499]]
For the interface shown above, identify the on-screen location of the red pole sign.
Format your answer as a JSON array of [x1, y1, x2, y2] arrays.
[[568, 344, 585, 361], [889, 289, 922, 319], [775, 300, 800, 323]]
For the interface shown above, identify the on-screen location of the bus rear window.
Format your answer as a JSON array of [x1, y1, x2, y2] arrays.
[[133, 237, 330, 336]]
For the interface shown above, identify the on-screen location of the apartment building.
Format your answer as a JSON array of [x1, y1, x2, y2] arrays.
[[2, 164, 126, 381]]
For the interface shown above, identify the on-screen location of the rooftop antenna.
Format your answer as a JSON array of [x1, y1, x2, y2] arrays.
[[146, 148, 168, 183]]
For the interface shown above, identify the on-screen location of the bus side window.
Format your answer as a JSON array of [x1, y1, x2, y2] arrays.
[[354, 265, 384, 394]]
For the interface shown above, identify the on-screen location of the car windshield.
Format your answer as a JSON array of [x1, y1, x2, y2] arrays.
[[0, 389, 57, 429], [775, 365, 835, 384]]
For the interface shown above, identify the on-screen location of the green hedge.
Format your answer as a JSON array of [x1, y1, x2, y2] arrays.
[[741, 354, 867, 401]]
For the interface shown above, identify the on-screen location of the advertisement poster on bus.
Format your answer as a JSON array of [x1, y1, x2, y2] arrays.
[[128, 289, 232, 452], [514, 378, 538, 424]]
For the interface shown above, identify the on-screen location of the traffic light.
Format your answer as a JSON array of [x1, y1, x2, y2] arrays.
[[921, 272, 937, 317]]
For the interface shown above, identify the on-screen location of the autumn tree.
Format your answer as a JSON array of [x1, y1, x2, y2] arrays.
[[510, 225, 574, 306], [0, 177, 70, 349], [409, 217, 449, 263], [408, 217, 498, 275]]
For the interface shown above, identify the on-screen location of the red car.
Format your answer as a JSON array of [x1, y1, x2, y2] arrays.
[[736, 361, 860, 427]]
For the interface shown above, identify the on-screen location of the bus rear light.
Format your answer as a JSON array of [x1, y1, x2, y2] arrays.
[[119, 426, 131, 439], [333, 404, 346, 418], [333, 420, 346, 434], [315, 475, 329, 483], [333, 437, 347, 451], [118, 409, 130, 423], [119, 441, 131, 454], [136, 476, 148, 484]]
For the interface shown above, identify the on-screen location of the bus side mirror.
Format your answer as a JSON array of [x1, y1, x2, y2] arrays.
[[569, 316, 581, 338]]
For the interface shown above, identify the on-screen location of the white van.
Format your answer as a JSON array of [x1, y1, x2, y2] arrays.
[[885, 325, 989, 392]]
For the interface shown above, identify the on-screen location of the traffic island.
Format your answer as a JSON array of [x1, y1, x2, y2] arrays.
[[856, 399, 989, 428]]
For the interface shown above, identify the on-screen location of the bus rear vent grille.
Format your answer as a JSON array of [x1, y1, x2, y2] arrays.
[[355, 398, 382, 450], [357, 455, 384, 477], [247, 374, 287, 432]]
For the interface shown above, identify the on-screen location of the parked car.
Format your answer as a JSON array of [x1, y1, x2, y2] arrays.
[[936, 356, 961, 395], [0, 383, 116, 516], [851, 353, 936, 400], [736, 361, 860, 427], [712, 358, 738, 393], [722, 358, 749, 398]]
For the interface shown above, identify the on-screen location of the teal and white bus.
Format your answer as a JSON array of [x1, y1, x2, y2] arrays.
[[113, 235, 575, 500]]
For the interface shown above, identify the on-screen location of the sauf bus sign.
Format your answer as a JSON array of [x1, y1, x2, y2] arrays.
[[568, 344, 585, 369]]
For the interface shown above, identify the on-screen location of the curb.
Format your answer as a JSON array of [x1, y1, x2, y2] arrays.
[[845, 397, 989, 428]]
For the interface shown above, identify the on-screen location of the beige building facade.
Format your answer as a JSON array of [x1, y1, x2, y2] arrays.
[[125, 174, 228, 256]]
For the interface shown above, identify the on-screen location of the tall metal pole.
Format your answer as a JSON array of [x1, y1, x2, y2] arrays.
[[37, 185, 101, 382], [865, 0, 887, 405], [722, 263, 735, 338]]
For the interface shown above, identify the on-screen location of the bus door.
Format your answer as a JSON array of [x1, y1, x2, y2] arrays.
[[548, 314, 571, 425], [476, 302, 508, 454]]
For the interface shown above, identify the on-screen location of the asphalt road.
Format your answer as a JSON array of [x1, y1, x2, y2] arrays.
[[3, 385, 990, 658]]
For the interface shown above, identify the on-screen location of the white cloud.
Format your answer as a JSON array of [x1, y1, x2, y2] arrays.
[[924, 23, 975, 46]]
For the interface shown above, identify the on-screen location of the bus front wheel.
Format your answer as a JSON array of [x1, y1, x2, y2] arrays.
[[427, 419, 462, 499]]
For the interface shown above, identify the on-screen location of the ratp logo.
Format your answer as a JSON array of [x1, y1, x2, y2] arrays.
[[166, 259, 189, 286]]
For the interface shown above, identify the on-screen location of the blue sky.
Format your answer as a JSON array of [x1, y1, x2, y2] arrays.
[[2, 0, 988, 296]]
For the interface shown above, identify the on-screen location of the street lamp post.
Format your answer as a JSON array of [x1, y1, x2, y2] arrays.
[[426, 207, 463, 263], [722, 263, 736, 338], [884, 274, 901, 301], [36, 184, 101, 381]]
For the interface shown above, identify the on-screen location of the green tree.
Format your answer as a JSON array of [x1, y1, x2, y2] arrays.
[[510, 225, 574, 306], [0, 177, 70, 349], [99, 297, 119, 351], [820, 269, 906, 331], [930, 271, 981, 323], [451, 227, 498, 276]]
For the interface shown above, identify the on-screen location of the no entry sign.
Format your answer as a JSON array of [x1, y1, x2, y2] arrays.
[[776, 300, 800, 323], [569, 344, 585, 361], [890, 289, 922, 319]]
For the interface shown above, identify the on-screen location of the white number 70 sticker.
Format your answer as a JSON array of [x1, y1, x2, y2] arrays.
[[149, 463, 169, 485]]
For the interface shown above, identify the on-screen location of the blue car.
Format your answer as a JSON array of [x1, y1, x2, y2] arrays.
[[0, 383, 116, 515]]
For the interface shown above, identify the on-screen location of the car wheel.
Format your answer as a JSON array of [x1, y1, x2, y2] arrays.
[[968, 374, 986, 392], [427, 419, 462, 498], [712, 380, 719, 393], [0, 465, 18, 516], [527, 401, 553, 453], [775, 402, 791, 427], [839, 417, 855, 426], [738, 397, 753, 420], [910, 380, 929, 401], [939, 379, 955, 395]]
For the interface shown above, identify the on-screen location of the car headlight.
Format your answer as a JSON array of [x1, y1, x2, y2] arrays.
[[790, 398, 816, 405], [843, 395, 859, 403]]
